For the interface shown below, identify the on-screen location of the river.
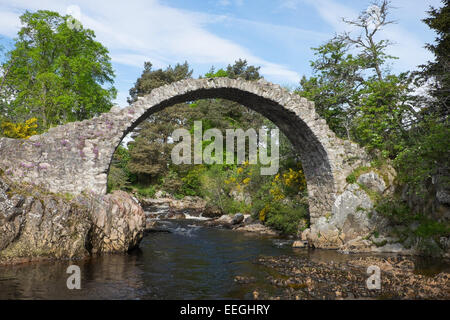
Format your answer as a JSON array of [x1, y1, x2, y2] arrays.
[[0, 219, 448, 299]]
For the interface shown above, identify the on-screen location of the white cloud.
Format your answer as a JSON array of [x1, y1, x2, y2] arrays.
[[257, 61, 300, 83], [0, 0, 300, 84], [391, 0, 443, 21], [303, 0, 358, 32], [300, 0, 434, 71], [279, 0, 301, 10], [111, 54, 165, 69], [218, 0, 244, 6], [0, 9, 24, 37], [381, 24, 430, 71], [212, 14, 328, 41], [218, 0, 231, 6]]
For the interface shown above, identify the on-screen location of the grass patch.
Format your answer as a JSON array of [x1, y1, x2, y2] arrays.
[[346, 166, 371, 184], [372, 239, 388, 247], [357, 182, 382, 202], [375, 196, 450, 256], [133, 184, 156, 198], [346, 158, 392, 187], [414, 219, 450, 239]]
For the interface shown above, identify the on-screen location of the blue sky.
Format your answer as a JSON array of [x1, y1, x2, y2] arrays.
[[0, 0, 442, 107]]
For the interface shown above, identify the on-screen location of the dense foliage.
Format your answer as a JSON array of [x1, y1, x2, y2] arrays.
[[0, 10, 116, 132], [417, 0, 449, 118]]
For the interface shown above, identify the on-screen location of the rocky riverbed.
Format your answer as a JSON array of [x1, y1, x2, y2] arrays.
[[138, 194, 450, 300], [247, 255, 450, 300], [139, 194, 280, 237], [140, 193, 450, 257]]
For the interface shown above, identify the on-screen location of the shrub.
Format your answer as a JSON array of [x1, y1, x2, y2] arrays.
[[180, 165, 206, 196], [136, 185, 156, 198], [414, 219, 450, 239], [107, 165, 130, 192], [375, 196, 413, 224], [346, 166, 371, 184], [160, 170, 182, 194], [264, 202, 308, 235], [376, 196, 450, 256], [346, 173, 357, 184], [222, 198, 252, 215], [1, 118, 38, 139]]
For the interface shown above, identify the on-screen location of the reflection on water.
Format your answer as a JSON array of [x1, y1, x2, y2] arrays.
[[0, 220, 448, 299], [0, 254, 147, 299]]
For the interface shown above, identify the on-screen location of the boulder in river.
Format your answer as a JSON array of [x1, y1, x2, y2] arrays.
[[202, 204, 223, 218], [139, 195, 207, 218], [204, 214, 233, 228], [234, 223, 279, 236], [232, 213, 244, 225], [292, 240, 308, 248], [88, 190, 146, 254]]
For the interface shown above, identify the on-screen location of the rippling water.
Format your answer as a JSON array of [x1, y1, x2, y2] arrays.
[[0, 220, 447, 299]]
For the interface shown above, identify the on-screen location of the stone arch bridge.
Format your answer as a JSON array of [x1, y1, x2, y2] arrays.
[[0, 78, 378, 234]]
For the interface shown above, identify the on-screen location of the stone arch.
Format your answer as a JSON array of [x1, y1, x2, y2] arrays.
[[0, 78, 370, 224]]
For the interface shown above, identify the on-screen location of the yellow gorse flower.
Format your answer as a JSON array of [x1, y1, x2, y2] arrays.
[[259, 204, 269, 222], [1, 118, 38, 139]]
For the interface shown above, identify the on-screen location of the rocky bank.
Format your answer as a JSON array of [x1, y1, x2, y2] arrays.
[[0, 173, 145, 265], [301, 169, 450, 257]]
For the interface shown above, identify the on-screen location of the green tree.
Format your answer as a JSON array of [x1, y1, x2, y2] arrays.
[[107, 145, 135, 192], [202, 59, 262, 81], [353, 73, 412, 157], [395, 0, 450, 198], [0, 10, 116, 129], [128, 61, 192, 103], [127, 106, 192, 184], [126, 62, 194, 183], [417, 0, 449, 118], [297, 40, 364, 138], [297, 0, 416, 157], [125, 59, 266, 185], [226, 58, 261, 81], [197, 59, 265, 136], [395, 121, 450, 197]]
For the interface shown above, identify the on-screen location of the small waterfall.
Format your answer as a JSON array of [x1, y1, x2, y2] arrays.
[[184, 212, 210, 221]]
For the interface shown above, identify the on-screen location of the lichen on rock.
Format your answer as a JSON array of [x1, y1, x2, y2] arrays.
[[301, 170, 403, 253]]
